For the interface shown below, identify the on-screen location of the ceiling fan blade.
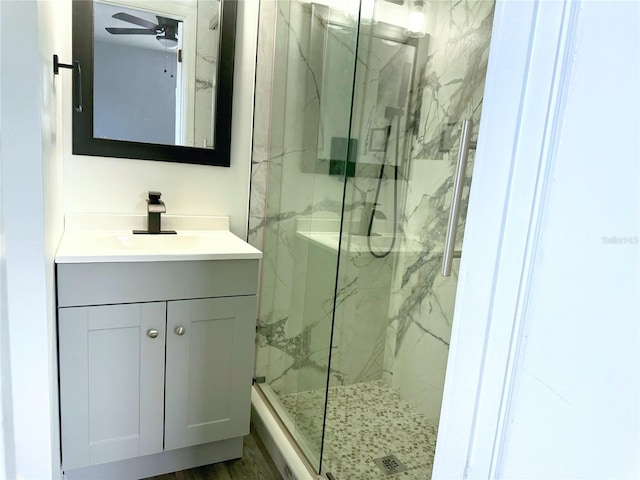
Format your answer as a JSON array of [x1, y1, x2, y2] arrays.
[[112, 12, 159, 30], [105, 27, 157, 35]]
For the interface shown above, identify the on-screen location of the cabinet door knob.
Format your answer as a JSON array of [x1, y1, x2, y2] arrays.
[[174, 326, 185, 336], [146, 329, 159, 339]]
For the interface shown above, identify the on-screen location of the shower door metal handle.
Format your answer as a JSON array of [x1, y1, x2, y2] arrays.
[[442, 119, 475, 277]]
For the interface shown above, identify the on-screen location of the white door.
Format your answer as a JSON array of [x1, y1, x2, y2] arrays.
[[164, 296, 257, 450], [58, 302, 166, 470]]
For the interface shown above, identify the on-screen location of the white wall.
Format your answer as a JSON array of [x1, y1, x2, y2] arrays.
[[61, 1, 259, 238], [496, 1, 639, 477], [434, 0, 639, 478], [0, 8, 9, 479], [94, 41, 177, 145], [0, 0, 64, 478], [39, 1, 66, 477]]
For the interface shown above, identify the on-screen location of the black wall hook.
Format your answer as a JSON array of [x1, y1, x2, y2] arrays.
[[53, 54, 83, 112]]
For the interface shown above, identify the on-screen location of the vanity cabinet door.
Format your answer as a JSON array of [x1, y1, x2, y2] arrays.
[[58, 302, 166, 470], [164, 296, 257, 450]]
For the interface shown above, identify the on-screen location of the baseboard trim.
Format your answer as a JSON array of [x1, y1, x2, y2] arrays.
[[62, 437, 243, 479]]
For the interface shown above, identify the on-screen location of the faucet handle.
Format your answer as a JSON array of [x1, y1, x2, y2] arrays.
[[148, 191, 162, 204]]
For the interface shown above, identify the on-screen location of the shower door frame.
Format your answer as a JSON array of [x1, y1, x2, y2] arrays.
[[431, 0, 584, 478]]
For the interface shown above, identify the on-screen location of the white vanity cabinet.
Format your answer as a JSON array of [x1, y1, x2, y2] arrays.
[[56, 258, 259, 479], [164, 296, 257, 451], [59, 302, 167, 469]]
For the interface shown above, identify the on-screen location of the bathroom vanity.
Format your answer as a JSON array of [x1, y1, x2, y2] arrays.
[[55, 215, 262, 479]]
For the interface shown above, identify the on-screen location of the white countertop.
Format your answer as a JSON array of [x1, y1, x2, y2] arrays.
[[55, 215, 262, 263]]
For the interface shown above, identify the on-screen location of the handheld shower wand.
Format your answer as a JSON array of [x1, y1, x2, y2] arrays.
[[367, 60, 412, 258]]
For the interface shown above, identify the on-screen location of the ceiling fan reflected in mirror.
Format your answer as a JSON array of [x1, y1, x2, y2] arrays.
[[106, 12, 180, 49]]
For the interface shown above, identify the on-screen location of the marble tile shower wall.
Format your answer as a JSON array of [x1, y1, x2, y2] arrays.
[[250, 1, 354, 396], [248, 0, 275, 255], [329, 238, 394, 386], [382, 0, 495, 423]]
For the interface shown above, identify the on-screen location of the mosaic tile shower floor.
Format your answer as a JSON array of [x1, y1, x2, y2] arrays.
[[279, 381, 438, 480]]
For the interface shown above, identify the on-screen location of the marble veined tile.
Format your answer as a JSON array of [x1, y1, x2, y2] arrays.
[[383, 0, 495, 424], [393, 322, 451, 423]]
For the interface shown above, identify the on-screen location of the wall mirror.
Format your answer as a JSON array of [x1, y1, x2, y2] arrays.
[[72, 0, 237, 166]]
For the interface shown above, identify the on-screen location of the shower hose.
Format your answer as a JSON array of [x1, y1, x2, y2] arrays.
[[367, 115, 400, 258]]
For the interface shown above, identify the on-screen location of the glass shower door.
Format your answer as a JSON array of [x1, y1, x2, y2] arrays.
[[252, 1, 359, 472], [321, 1, 495, 479]]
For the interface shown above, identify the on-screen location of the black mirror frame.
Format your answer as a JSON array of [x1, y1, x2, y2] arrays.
[[72, 0, 237, 167]]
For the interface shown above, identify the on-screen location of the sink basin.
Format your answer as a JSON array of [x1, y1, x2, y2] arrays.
[[99, 233, 208, 251], [56, 225, 263, 264]]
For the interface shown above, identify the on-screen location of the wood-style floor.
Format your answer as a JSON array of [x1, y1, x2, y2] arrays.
[[148, 427, 283, 480]]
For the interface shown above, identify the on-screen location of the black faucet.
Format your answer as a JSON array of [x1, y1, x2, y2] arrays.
[[133, 191, 176, 235]]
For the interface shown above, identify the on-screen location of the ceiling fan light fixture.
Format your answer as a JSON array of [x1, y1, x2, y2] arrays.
[[156, 35, 178, 49]]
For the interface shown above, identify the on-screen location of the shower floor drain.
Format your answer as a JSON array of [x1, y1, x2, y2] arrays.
[[373, 455, 408, 475]]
